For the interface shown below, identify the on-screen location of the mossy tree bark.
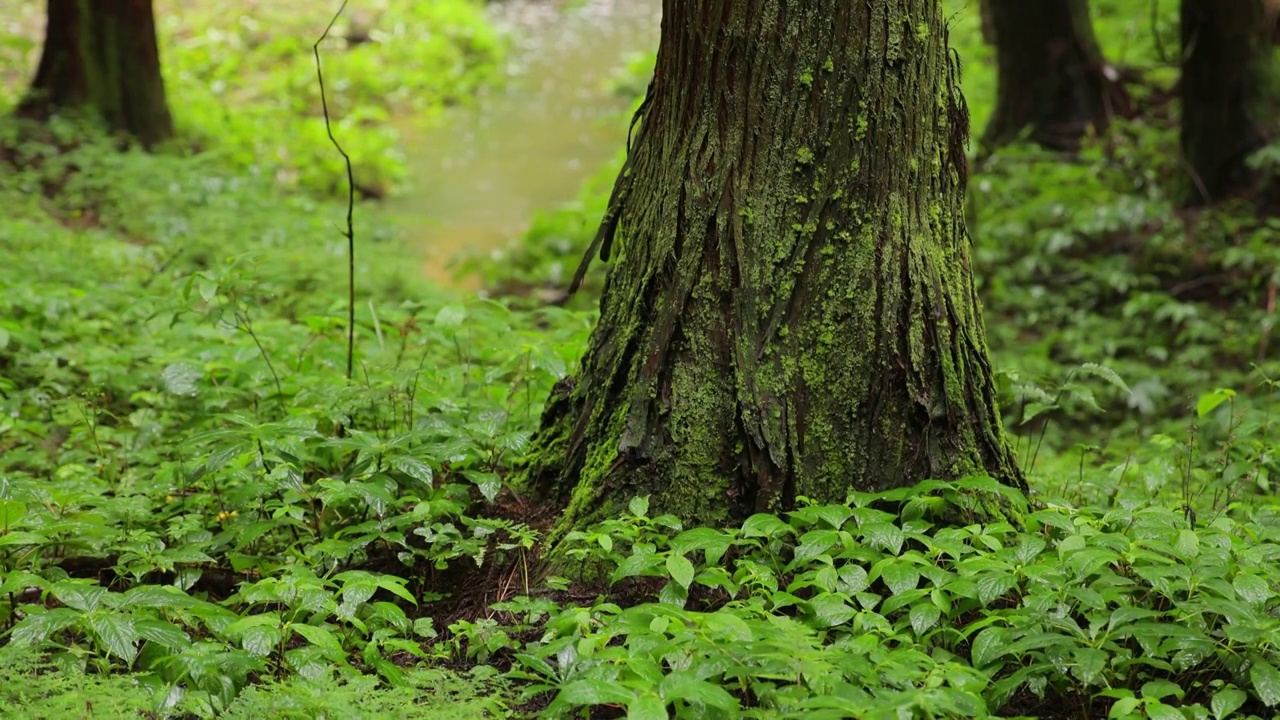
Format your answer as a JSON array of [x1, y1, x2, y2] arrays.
[[17, 0, 173, 148], [982, 0, 1125, 151], [1179, 0, 1273, 203], [526, 0, 1024, 537]]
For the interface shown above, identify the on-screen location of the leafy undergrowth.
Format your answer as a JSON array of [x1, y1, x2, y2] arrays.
[[500, 479, 1280, 719], [5, 2, 1280, 719], [0, 124, 587, 716], [0, 0, 503, 198], [0, 647, 506, 719]]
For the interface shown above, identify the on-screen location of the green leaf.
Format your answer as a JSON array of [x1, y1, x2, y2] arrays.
[[976, 573, 1017, 606], [242, 624, 280, 657], [659, 672, 736, 709], [434, 305, 467, 329], [1072, 647, 1108, 686], [466, 471, 502, 503], [161, 363, 202, 397], [391, 456, 434, 486], [597, 534, 613, 552], [372, 575, 418, 606], [1233, 574, 1271, 605], [228, 615, 282, 657], [669, 528, 731, 565], [1140, 679, 1183, 701], [413, 617, 437, 638], [9, 608, 80, 647], [1013, 535, 1046, 565], [291, 623, 346, 663], [1078, 362, 1132, 395], [881, 562, 919, 595], [909, 602, 941, 635], [862, 522, 905, 555], [0, 498, 27, 528], [51, 581, 107, 613], [0, 570, 46, 596], [837, 565, 870, 594], [1196, 388, 1236, 418], [1172, 529, 1199, 560], [808, 592, 856, 627], [558, 678, 633, 706], [1109, 696, 1141, 717], [612, 549, 659, 583], [134, 619, 191, 649], [87, 613, 140, 665], [0, 531, 48, 546], [1058, 534, 1087, 556], [658, 580, 687, 608], [1211, 686, 1247, 720], [628, 496, 650, 518], [971, 626, 1008, 668], [626, 693, 667, 720], [1143, 702, 1185, 720], [1251, 656, 1280, 706], [666, 554, 695, 590], [123, 585, 195, 609], [741, 513, 791, 539]]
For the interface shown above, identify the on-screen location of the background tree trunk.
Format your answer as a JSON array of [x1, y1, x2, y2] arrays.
[[1180, 0, 1272, 203], [17, 0, 173, 148], [982, 0, 1125, 151], [527, 0, 1024, 536], [980, 0, 997, 46]]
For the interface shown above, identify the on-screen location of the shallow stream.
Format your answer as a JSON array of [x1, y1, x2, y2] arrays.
[[383, 0, 661, 285]]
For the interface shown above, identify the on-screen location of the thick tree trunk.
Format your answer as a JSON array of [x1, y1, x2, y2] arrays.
[[526, 0, 1024, 535], [1180, 0, 1271, 203], [17, 0, 173, 148], [982, 0, 1125, 151]]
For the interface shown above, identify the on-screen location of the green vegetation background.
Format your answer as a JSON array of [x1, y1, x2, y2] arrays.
[[2, 0, 1280, 718]]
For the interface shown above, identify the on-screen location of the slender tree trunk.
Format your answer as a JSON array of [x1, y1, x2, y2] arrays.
[[982, 0, 1125, 151], [1180, 0, 1272, 203], [17, 0, 173, 148], [526, 0, 1024, 536]]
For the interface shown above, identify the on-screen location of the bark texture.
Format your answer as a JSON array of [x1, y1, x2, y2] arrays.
[[1180, 0, 1272, 203], [18, 0, 173, 148], [526, 0, 1024, 534], [983, 0, 1125, 151]]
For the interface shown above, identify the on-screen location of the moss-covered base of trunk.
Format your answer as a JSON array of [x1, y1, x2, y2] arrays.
[[521, 0, 1025, 544]]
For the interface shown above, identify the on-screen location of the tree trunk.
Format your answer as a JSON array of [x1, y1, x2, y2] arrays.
[[1180, 0, 1271, 203], [17, 0, 173, 148], [980, 0, 997, 46], [526, 0, 1024, 536], [982, 0, 1125, 151]]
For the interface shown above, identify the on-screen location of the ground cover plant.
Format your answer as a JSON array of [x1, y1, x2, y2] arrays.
[[2, 0, 1280, 718]]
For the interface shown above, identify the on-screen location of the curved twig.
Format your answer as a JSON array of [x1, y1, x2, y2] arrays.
[[313, 0, 356, 382]]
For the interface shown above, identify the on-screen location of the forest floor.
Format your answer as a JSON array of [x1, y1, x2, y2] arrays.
[[1, 0, 1280, 718]]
